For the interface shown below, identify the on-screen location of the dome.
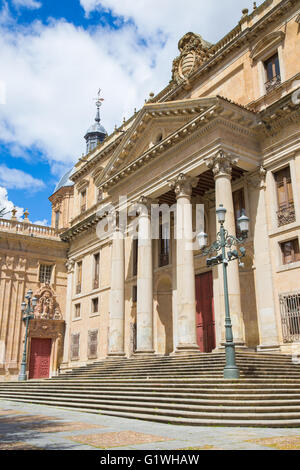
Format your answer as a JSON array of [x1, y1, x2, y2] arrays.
[[84, 121, 107, 139], [54, 168, 74, 193]]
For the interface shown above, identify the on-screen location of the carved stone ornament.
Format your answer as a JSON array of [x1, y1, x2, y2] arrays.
[[169, 173, 198, 199], [65, 259, 75, 273], [33, 284, 62, 320], [206, 150, 239, 178], [172, 32, 212, 86]]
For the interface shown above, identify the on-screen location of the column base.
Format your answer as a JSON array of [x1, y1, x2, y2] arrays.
[[256, 344, 281, 352], [107, 352, 126, 358], [172, 344, 200, 355], [134, 350, 155, 357]]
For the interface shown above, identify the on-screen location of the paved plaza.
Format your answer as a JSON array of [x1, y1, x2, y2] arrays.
[[0, 400, 300, 450]]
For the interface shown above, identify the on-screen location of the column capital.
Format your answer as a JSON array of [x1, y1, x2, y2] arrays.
[[135, 196, 158, 217], [206, 150, 239, 179], [106, 210, 126, 232], [169, 173, 198, 199]]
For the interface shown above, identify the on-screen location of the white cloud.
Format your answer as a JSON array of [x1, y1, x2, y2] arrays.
[[0, 186, 23, 218], [0, 0, 263, 180], [12, 0, 42, 10], [0, 165, 45, 191], [33, 218, 48, 226]]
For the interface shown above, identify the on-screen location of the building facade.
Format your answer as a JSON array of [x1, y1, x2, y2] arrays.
[[0, 211, 68, 381], [1, 0, 300, 381]]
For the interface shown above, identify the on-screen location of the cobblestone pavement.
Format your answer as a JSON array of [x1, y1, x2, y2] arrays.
[[1, 400, 300, 450]]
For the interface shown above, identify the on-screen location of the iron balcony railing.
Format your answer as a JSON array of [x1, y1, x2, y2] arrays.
[[265, 74, 281, 93], [277, 202, 296, 227], [280, 292, 300, 343]]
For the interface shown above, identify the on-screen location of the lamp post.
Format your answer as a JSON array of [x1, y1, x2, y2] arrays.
[[18, 289, 37, 381], [197, 204, 249, 379]]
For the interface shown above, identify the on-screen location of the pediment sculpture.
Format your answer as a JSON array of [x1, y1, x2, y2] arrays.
[[33, 284, 62, 320]]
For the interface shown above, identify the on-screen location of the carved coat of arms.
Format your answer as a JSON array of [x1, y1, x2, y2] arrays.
[[172, 32, 212, 87]]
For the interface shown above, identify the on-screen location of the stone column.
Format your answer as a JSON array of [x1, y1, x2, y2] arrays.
[[135, 197, 155, 355], [207, 150, 246, 346], [62, 259, 75, 365], [170, 173, 199, 354], [251, 168, 280, 350], [108, 212, 126, 357]]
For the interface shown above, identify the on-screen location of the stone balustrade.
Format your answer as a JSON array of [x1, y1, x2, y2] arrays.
[[0, 218, 61, 239]]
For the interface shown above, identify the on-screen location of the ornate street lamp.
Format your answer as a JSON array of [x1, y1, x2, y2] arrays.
[[197, 204, 249, 379], [18, 290, 37, 381]]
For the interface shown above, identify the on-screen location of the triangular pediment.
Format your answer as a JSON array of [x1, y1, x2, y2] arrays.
[[100, 97, 217, 182]]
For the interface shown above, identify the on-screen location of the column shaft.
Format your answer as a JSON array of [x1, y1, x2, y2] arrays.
[[109, 228, 125, 357], [136, 199, 154, 354]]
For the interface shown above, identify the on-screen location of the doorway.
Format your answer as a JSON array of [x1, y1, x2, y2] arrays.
[[195, 272, 216, 353], [29, 338, 52, 379]]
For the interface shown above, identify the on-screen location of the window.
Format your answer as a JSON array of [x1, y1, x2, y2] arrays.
[[71, 333, 80, 361], [233, 189, 245, 236], [39, 264, 53, 284], [76, 261, 82, 294], [55, 211, 60, 229], [274, 167, 295, 227], [159, 220, 170, 267], [132, 238, 138, 277], [80, 189, 87, 213], [92, 297, 99, 314], [88, 330, 98, 359], [74, 303, 81, 319], [280, 292, 300, 343], [97, 189, 103, 203], [280, 239, 300, 265], [264, 53, 281, 92], [132, 285, 137, 303], [93, 253, 100, 289]]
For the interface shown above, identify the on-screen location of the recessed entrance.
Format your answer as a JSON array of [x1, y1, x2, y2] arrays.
[[195, 272, 216, 353], [29, 338, 52, 379]]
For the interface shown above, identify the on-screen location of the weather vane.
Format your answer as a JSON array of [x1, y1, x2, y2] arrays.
[[95, 88, 104, 109]]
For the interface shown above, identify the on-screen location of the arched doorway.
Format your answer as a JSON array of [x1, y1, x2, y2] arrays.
[[156, 277, 173, 355]]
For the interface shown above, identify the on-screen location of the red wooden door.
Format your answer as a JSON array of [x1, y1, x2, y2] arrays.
[[195, 272, 216, 353], [29, 338, 52, 379]]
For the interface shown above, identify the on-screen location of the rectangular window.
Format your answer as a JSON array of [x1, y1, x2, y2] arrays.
[[274, 167, 295, 227], [97, 189, 103, 202], [280, 239, 300, 265], [132, 285, 137, 303], [76, 261, 82, 294], [55, 211, 60, 229], [88, 330, 98, 359], [92, 297, 99, 314], [71, 333, 80, 361], [233, 189, 245, 236], [39, 264, 53, 284], [80, 189, 87, 213], [93, 253, 100, 289], [132, 238, 138, 277], [280, 292, 300, 343], [74, 303, 81, 319], [264, 53, 281, 92], [159, 222, 170, 267]]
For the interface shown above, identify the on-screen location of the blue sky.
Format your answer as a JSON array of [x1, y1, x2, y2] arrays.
[[0, 0, 264, 225]]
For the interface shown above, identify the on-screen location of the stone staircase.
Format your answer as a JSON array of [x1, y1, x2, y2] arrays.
[[1, 352, 300, 427]]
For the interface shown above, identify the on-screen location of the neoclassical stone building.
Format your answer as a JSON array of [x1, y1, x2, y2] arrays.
[[1, 0, 300, 380], [51, 0, 300, 372]]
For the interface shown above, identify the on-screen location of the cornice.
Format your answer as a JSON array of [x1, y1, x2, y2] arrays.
[[256, 90, 300, 136]]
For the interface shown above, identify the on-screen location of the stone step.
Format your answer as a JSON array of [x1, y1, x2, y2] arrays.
[[3, 395, 300, 421], [3, 390, 300, 408]]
